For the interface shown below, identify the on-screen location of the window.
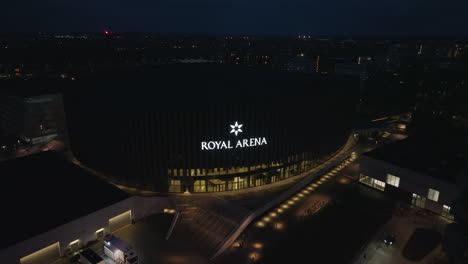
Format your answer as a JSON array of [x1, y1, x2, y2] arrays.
[[428, 188, 439, 202], [373, 179, 386, 191], [359, 174, 385, 191], [232, 177, 247, 190], [193, 180, 206, 193], [412, 193, 426, 208], [359, 174, 373, 186], [255, 177, 266, 187], [442, 205, 454, 220], [386, 174, 400, 187], [168, 180, 182, 193], [271, 175, 277, 183]]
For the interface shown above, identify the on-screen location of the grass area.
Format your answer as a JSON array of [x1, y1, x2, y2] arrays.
[[402, 228, 441, 261], [261, 187, 394, 264]]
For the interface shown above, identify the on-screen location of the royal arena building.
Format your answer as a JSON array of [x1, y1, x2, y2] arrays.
[[64, 64, 358, 193]]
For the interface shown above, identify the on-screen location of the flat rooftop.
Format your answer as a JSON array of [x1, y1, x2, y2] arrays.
[[363, 135, 466, 183], [0, 151, 130, 250]]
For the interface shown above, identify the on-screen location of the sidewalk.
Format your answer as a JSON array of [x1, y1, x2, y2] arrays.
[[352, 208, 449, 264]]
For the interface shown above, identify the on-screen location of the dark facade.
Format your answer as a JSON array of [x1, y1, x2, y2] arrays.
[[358, 136, 466, 219], [64, 65, 358, 192]]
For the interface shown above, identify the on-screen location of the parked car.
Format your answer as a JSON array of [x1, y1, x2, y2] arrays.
[[384, 234, 395, 245]]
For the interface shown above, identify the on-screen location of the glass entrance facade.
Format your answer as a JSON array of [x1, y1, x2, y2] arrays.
[[359, 174, 386, 191], [168, 150, 341, 193]]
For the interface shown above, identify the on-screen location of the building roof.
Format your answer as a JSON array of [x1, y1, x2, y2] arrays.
[[363, 135, 466, 184], [0, 151, 130, 250]]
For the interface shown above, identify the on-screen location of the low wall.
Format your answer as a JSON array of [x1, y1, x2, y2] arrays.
[[0, 195, 172, 264]]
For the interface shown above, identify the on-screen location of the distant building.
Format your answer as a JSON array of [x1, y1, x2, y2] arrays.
[[0, 90, 66, 146], [358, 137, 465, 220], [334, 63, 365, 77], [412, 71, 468, 133], [175, 58, 213, 64], [286, 56, 316, 73]]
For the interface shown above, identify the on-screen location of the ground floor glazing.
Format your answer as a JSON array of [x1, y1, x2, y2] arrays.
[[167, 151, 340, 193]]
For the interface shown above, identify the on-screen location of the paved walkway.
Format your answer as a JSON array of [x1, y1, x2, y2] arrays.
[[213, 154, 387, 264], [169, 194, 251, 258], [352, 208, 450, 264]]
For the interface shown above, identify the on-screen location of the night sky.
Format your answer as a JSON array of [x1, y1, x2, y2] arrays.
[[2, 0, 468, 35]]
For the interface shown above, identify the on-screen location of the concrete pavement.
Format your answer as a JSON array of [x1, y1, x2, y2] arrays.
[[352, 208, 450, 264]]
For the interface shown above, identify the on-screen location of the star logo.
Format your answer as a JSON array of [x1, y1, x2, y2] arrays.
[[230, 121, 243, 136]]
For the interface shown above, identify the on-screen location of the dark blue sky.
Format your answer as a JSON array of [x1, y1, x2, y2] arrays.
[[1, 0, 467, 35]]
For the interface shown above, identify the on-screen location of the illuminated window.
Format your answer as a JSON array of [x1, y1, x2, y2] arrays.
[[412, 193, 426, 208], [194, 180, 206, 193], [234, 176, 248, 190], [428, 188, 439, 202], [442, 205, 454, 220], [386, 174, 400, 187], [168, 180, 182, 193], [373, 179, 386, 190], [359, 174, 385, 191], [231, 177, 242, 190]]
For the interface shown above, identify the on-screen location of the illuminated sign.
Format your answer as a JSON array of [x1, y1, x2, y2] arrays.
[[201, 122, 268, 150], [230, 121, 243, 136]]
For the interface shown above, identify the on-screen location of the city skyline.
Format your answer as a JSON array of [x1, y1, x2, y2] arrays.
[[0, 5, 467, 262]]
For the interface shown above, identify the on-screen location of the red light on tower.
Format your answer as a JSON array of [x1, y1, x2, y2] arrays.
[[104, 30, 110, 35]]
